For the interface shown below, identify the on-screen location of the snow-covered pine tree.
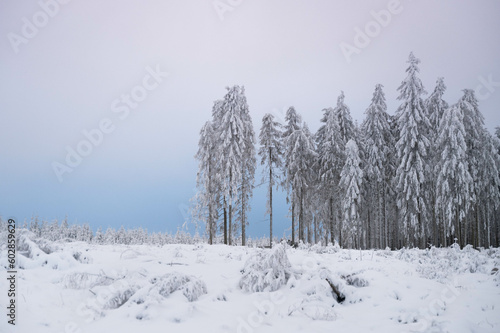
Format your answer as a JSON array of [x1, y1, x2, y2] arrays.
[[362, 84, 393, 249], [477, 131, 500, 247], [218, 85, 246, 245], [41, 219, 50, 239], [435, 104, 473, 247], [317, 106, 345, 245], [387, 114, 399, 248], [210, 100, 228, 243], [29, 216, 40, 237], [235, 87, 256, 246], [458, 89, 486, 246], [424, 77, 448, 246], [194, 121, 219, 244], [60, 216, 69, 239], [81, 223, 93, 242], [47, 220, 59, 241], [104, 227, 116, 245], [94, 226, 104, 244], [426, 77, 448, 134], [394, 52, 430, 248], [315, 107, 330, 148], [282, 106, 302, 243], [117, 226, 127, 244], [334, 91, 356, 144], [282, 106, 302, 139], [302, 123, 318, 243], [285, 122, 317, 242], [258, 113, 283, 247], [339, 139, 363, 249]]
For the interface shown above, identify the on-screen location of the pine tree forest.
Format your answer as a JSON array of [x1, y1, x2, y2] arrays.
[[193, 53, 500, 249]]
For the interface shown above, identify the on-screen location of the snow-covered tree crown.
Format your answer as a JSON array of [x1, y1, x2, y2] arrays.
[[397, 52, 427, 101]]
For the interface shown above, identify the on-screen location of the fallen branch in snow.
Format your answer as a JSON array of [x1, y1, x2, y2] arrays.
[[326, 278, 345, 303], [168, 261, 188, 266]]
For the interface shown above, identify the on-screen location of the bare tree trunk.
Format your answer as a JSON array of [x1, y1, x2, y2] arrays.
[[307, 215, 312, 244], [383, 183, 388, 248], [269, 164, 273, 247], [339, 214, 343, 248], [422, 211, 427, 249], [299, 190, 303, 242], [367, 205, 371, 249], [228, 203, 232, 246], [378, 182, 383, 249], [207, 160, 213, 245], [228, 169, 232, 246], [208, 201, 213, 245], [462, 205, 467, 247], [487, 201, 491, 247], [314, 215, 319, 244], [443, 209, 447, 247], [330, 197, 335, 245], [432, 205, 437, 247], [223, 197, 227, 245], [241, 188, 246, 247], [476, 205, 480, 248], [291, 200, 295, 244]]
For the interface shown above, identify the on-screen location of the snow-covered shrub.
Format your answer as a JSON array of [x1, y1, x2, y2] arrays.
[[16, 229, 50, 259], [324, 242, 340, 254], [410, 245, 493, 281], [288, 295, 337, 321], [308, 242, 340, 254], [297, 240, 310, 251], [62, 272, 114, 289], [309, 243, 322, 253], [73, 251, 92, 264], [104, 287, 138, 309], [0, 229, 77, 270], [395, 247, 417, 262], [149, 272, 207, 302], [341, 274, 369, 287], [239, 243, 293, 292], [376, 247, 393, 258], [182, 277, 208, 301], [287, 267, 341, 320]]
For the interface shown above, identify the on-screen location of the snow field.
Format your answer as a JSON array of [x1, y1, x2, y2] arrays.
[[1, 230, 500, 333]]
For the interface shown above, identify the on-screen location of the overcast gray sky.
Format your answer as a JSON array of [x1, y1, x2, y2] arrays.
[[1, 0, 499, 236]]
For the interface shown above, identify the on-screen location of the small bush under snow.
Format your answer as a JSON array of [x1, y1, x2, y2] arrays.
[[62, 272, 114, 289], [149, 272, 207, 302], [239, 243, 293, 292], [104, 286, 139, 309]]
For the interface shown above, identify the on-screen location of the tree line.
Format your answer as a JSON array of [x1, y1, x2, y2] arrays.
[[0, 216, 275, 247], [193, 52, 500, 249]]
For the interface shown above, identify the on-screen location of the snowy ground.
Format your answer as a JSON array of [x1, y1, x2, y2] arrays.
[[1, 230, 500, 333]]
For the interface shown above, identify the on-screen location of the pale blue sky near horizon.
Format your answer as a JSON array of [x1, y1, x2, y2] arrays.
[[1, 0, 499, 238]]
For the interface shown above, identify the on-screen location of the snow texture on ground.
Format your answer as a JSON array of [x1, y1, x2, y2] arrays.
[[1, 230, 500, 333]]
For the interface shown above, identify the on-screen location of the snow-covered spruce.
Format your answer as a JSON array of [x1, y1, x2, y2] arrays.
[[259, 113, 284, 247], [394, 52, 431, 247]]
